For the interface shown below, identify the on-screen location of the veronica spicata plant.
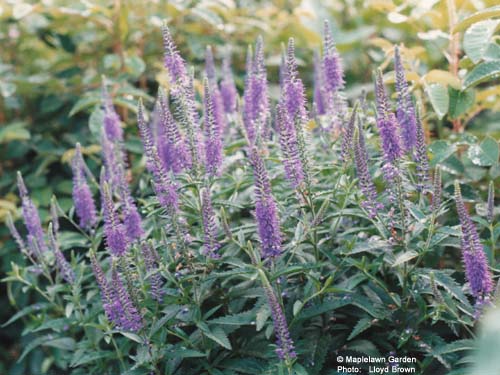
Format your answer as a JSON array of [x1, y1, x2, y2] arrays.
[[4, 21, 498, 375]]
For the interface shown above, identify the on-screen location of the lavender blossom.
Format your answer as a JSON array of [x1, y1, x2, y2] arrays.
[[17, 172, 47, 254], [322, 20, 345, 93], [72, 143, 98, 229], [162, 22, 188, 87], [137, 101, 179, 212], [100, 176, 128, 257], [283, 38, 307, 123], [157, 90, 190, 173], [340, 104, 358, 163], [102, 79, 124, 142], [201, 188, 220, 258], [6, 213, 27, 254], [203, 79, 223, 176], [264, 285, 296, 360], [354, 125, 383, 218], [220, 54, 237, 114], [374, 69, 402, 164], [48, 223, 75, 284], [90, 252, 114, 318], [455, 182, 493, 305], [123, 198, 143, 241], [111, 265, 143, 332], [250, 148, 282, 258], [414, 110, 430, 192], [394, 46, 417, 152], [141, 242, 164, 302], [276, 103, 304, 188], [487, 181, 494, 224], [243, 36, 269, 144]]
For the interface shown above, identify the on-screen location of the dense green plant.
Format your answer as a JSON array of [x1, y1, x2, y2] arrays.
[[3, 15, 500, 375]]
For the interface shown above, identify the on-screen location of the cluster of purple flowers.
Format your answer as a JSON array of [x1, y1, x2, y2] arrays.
[[454, 182, 493, 310]]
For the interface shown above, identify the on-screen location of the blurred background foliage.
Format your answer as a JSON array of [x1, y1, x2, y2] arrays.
[[0, 0, 498, 373]]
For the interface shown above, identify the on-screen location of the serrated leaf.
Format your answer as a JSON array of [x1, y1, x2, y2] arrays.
[[43, 337, 76, 350], [391, 250, 418, 266], [293, 300, 304, 317], [199, 324, 232, 350], [463, 61, 500, 89], [207, 310, 254, 326], [2, 303, 49, 327], [464, 20, 500, 63], [425, 83, 449, 119], [348, 318, 372, 340]]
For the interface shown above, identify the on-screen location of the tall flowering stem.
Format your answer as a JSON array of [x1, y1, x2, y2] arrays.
[[455, 182, 493, 309], [100, 176, 128, 257], [137, 100, 179, 213], [157, 89, 190, 173], [243, 36, 270, 144], [102, 79, 124, 142], [394, 46, 417, 152], [313, 49, 326, 116], [201, 188, 220, 258], [111, 265, 143, 332], [340, 103, 358, 163], [17, 172, 48, 255], [250, 148, 282, 258], [48, 223, 75, 284], [258, 270, 296, 362], [203, 78, 223, 176], [72, 143, 98, 229], [205, 46, 226, 133], [162, 22, 188, 88], [141, 242, 164, 302]]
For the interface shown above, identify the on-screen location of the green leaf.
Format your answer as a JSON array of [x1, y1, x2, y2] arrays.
[[2, 303, 49, 327], [463, 61, 500, 89], [453, 6, 500, 32], [198, 323, 232, 350], [125, 56, 146, 77], [293, 300, 304, 317], [463, 20, 500, 63], [88, 106, 105, 139], [43, 337, 76, 350], [391, 250, 419, 266], [425, 83, 449, 119], [70, 351, 114, 367], [348, 318, 372, 341], [120, 332, 143, 343], [69, 95, 100, 116], [163, 347, 207, 359], [429, 140, 456, 166], [207, 311, 254, 326], [467, 136, 499, 166], [448, 88, 475, 119], [0, 122, 30, 143]]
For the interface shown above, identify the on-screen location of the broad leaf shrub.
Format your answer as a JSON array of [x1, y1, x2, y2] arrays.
[[4, 21, 500, 375]]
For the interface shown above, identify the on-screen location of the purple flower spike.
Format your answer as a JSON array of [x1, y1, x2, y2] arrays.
[[72, 144, 98, 229], [17, 172, 48, 254], [243, 37, 269, 144], [123, 198, 143, 241], [322, 20, 345, 93], [264, 285, 296, 361], [276, 103, 304, 188], [90, 252, 114, 317], [205, 46, 227, 134], [157, 90, 190, 173], [48, 224, 75, 284], [111, 265, 143, 332], [201, 188, 220, 258], [455, 182, 493, 307], [374, 69, 402, 164], [137, 101, 179, 212], [141, 242, 164, 302], [220, 54, 237, 114], [354, 124, 383, 218], [203, 79, 223, 176], [394, 46, 417, 152], [6, 213, 27, 254], [283, 38, 307, 123], [100, 176, 128, 257], [162, 22, 188, 87], [250, 148, 282, 258], [102, 79, 124, 142]]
